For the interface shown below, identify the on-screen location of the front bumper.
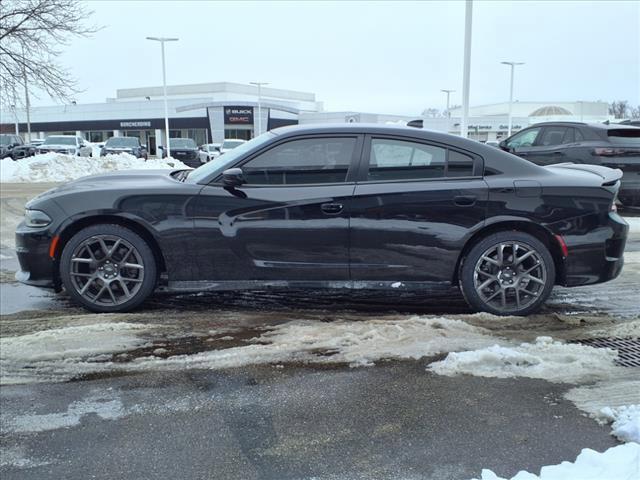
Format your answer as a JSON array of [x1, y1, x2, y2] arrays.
[[559, 212, 629, 287], [15, 221, 59, 290]]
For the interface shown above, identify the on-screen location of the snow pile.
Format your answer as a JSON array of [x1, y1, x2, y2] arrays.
[[0, 152, 189, 183], [428, 336, 619, 383], [597, 405, 640, 443], [0, 322, 153, 384], [624, 216, 640, 236], [131, 316, 500, 372], [472, 443, 640, 480]]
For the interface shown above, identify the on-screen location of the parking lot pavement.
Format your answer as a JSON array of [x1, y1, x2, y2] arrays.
[[1, 183, 639, 479], [0, 363, 622, 480]]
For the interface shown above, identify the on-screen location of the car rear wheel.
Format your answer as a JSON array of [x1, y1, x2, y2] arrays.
[[459, 231, 555, 316], [60, 224, 157, 313]]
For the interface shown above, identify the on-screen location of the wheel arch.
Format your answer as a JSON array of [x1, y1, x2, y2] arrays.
[[54, 214, 167, 283], [453, 220, 565, 286]]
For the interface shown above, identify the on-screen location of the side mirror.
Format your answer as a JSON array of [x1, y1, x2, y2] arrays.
[[141, 144, 147, 150], [215, 146, 221, 152], [498, 140, 511, 152], [222, 168, 244, 187], [158, 145, 164, 150]]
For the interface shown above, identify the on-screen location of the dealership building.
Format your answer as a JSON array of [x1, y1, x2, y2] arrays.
[[1, 82, 323, 155], [2, 83, 616, 152]]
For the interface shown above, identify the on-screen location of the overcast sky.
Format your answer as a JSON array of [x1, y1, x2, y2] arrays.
[[41, 0, 640, 114]]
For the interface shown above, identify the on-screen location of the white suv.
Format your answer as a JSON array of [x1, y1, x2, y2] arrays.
[[37, 135, 93, 157]]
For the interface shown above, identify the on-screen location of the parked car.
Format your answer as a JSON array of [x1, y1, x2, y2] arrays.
[[218, 138, 247, 155], [100, 136, 148, 159], [37, 135, 93, 157], [0, 134, 24, 159], [16, 124, 628, 315], [499, 122, 640, 207], [160, 138, 199, 167], [198, 143, 222, 164]]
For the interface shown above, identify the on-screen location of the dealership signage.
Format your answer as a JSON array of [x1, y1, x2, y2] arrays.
[[120, 121, 152, 128], [224, 106, 254, 124]]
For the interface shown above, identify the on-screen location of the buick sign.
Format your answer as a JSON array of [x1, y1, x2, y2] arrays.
[[224, 106, 254, 124]]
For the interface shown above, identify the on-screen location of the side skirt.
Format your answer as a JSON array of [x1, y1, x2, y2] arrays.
[[160, 280, 455, 294]]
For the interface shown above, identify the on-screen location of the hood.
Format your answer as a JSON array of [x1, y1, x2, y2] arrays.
[[38, 144, 76, 150], [27, 169, 181, 207]]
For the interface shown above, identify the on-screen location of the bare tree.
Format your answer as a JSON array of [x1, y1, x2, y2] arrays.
[[608, 100, 630, 119], [0, 0, 98, 107], [630, 106, 640, 119]]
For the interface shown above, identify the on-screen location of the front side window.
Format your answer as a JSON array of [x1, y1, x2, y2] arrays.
[[507, 127, 541, 149], [368, 138, 446, 181], [242, 137, 356, 185]]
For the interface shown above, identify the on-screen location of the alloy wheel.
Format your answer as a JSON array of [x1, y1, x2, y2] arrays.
[[473, 242, 547, 313], [68, 234, 145, 306]]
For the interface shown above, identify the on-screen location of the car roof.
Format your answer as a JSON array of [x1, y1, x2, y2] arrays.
[[529, 121, 639, 131], [271, 123, 495, 152]]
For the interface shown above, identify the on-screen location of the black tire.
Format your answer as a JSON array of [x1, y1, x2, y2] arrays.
[[60, 224, 157, 313], [459, 231, 555, 316]]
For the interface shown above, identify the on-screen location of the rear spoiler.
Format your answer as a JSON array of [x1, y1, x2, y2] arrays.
[[546, 163, 623, 186]]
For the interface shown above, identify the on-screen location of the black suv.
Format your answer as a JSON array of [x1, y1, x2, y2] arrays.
[[101, 136, 148, 159], [500, 122, 640, 207], [0, 134, 24, 159]]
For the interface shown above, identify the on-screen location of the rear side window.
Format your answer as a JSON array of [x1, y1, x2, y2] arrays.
[[366, 138, 475, 181], [242, 137, 356, 185], [574, 129, 585, 142], [368, 139, 446, 181], [608, 129, 640, 145], [539, 127, 569, 146]]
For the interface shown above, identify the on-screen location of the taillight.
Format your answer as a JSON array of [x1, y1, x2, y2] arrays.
[[593, 147, 626, 157]]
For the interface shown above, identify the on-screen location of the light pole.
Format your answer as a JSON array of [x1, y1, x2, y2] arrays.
[[441, 89, 455, 118], [460, 0, 473, 139], [10, 105, 19, 135], [146, 36, 178, 157], [501, 61, 524, 137], [250, 82, 269, 136]]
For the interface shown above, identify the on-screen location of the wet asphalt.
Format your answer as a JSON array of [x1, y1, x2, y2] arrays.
[[1, 184, 639, 479]]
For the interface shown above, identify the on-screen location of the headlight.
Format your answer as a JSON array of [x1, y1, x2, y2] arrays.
[[24, 209, 52, 228]]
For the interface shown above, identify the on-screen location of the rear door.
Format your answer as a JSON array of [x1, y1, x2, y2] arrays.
[[349, 135, 488, 284]]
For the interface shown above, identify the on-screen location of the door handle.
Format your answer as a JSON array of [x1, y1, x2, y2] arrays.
[[453, 195, 477, 207], [321, 203, 344, 215], [552, 151, 565, 155]]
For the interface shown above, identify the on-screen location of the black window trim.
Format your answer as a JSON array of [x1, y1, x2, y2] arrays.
[[208, 133, 365, 188], [355, 134, 484, 184]]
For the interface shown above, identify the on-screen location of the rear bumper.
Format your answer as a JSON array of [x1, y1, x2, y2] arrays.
[[15, 221, 59, 290], [559, 212, 628, 287]]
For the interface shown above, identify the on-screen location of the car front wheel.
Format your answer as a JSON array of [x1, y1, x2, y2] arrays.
[[459, 231, 555, 316], [60, 224, 157, 312]]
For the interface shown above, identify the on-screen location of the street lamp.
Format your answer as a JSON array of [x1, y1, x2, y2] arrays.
[[460, 0, 473, 139], [249, 81, 269, 136], [146, 36, 179, 157], [501, 61, 524, 137], [441, 89, 455, 118]]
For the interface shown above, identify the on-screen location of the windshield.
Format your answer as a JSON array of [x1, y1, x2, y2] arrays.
[[43, 136, 76, 146], [187, 132, 276, 184], [105, 137, 138, 147], [170, 138, 196, 149], [0, 135, 17, 145], [222, 140, 244, 149]]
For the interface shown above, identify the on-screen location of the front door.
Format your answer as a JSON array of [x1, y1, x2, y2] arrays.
[[192, 135, 363, 282], [349, 135, 488, 283]]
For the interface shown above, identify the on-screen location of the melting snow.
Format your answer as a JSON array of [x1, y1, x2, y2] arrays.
[[0, 152, 188, 183], [597, 405, 640, 444], [428, 336, 619, 383]]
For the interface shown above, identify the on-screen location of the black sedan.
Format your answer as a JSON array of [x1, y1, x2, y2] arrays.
[[161, 138, 200, 167], [15, 124, 628, 315]]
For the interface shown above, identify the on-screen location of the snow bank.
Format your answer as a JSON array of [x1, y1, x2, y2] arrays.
[[597, 405, 640, 443], [472, 443, 640, 480], [624, 216, 640, 236], [428, 336, 619, 383], [0, 152, 188, 183], [0, 322, 154, 384]]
